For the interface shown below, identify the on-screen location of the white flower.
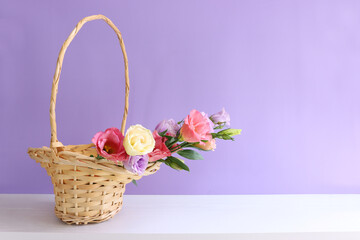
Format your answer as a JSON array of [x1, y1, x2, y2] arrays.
[[123, 124, 155, 156]]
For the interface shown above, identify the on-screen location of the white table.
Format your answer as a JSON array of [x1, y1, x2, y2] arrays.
[[1, 194, 360, 240]]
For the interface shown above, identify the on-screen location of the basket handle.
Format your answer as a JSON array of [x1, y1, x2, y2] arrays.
[[49, 15, 130, 148]]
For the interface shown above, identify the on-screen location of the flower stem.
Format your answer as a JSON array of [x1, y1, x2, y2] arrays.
[[170, 142, 191, 153]]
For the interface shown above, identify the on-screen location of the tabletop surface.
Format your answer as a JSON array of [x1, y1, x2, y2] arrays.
[[1, 194, 360, 239]]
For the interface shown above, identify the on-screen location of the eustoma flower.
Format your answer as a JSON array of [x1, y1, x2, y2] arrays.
[[123, 155, 149, 175], [90, 107, 240, 175], [148, 131, 172, 162], [210, 108, 230, 127], [92, 128, 129, 162], [180, 109, 212, 144], [201, 112, 214, 133], [155, 119, 180, 137], [123, 124, 155, 156], [194, 138, 216, 151]]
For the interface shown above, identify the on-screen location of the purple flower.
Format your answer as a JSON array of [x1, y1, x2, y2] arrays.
[[123, 155, 149, 175], [210, 108, 230, 127], [155, 119, 180, 137]]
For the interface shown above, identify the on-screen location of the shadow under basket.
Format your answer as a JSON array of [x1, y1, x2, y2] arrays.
[[27, 15, 162, 225]]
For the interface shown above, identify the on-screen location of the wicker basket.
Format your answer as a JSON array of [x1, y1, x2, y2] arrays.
[[27, 15, 161, 225]]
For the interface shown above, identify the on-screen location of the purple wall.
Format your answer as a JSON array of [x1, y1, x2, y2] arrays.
[[1, 0, 360, 194]]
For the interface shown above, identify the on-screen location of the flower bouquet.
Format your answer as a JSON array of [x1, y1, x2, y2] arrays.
[[92, 108, 241, 178], [27, 14, 241, 225]]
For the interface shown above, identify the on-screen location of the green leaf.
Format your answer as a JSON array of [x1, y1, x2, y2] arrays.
[[177, 149, 204, 160], [158, 130, 168, 137], [167, 156, 190, 171], [90, 155, 94, 157], [132, 180, 138, 186], [218, 128, 242, 137], [220, 135, 235, 140], [217, 134, 234, 141], [163, 135, 173, 140], [159, 158, 176, 169], [165, 137, 178, 148], [211, 128, 241, 141], [96, 155, 106, 160], [158, 159, 171, 167], [214, 122, 226, 130], [170, 141, 191, 153], [211, 132, 220, 139]]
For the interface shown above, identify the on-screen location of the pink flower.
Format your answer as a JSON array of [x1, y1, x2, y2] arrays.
[[92, 127, 129, 162], [201, 112, 214, 133], [180, 109, 212, 143], [148, 131, 172, 162]]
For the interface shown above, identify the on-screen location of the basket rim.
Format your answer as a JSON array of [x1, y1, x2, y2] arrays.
[[28, 144, 161, 177]]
